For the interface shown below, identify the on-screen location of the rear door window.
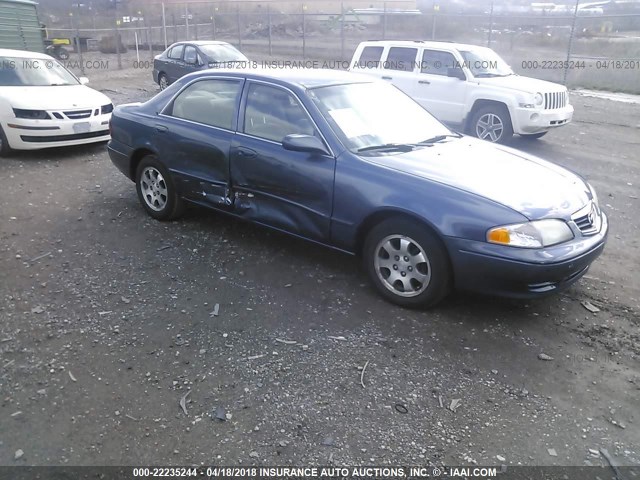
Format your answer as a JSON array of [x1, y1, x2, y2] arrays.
[[384, 47, 418, 72], [167, 45, 184, 60], [356, 46, 384, 68], [184, 45, 198, 65], [168, 79, 242, 130]]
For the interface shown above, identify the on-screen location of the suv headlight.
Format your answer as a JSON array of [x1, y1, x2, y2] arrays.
[[487, 219, 574, 248], [13, 108, 51, 120], [587, 182, 598, 206], [101, 104, 114, 114], [534, 92, 544, 106], [519, 92, 544, 109]]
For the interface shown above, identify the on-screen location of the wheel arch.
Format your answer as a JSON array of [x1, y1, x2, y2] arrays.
[[464, 99, 512, 133], [130, 147, 159, 180], [355, 208, 449, 258]]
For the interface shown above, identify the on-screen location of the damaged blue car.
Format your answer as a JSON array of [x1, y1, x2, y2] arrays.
[[108, 69, 607, 307]]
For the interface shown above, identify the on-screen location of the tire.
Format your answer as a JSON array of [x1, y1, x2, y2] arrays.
[[135, 155, 185, 221], [56, 47, 70, 61], [363, 218, 452, 308], [470, 105, 513, 144], [0, 125, 13, 157], [158, 73, 168, 91], [521, 132, 548, 140]]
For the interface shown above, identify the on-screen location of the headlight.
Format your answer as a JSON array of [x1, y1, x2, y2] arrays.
[[534, 92, 544, 106], [487, 219, 574, 248], [587, 182, 598, 206], [13, 108, 50, 120], [101, 104, 114, 114]]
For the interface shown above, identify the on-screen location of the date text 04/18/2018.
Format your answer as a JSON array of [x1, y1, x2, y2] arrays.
[[521, 59, 639, 70]]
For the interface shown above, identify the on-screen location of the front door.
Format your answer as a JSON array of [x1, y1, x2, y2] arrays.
[[412, 49, 468, 124], [230, 82, 336, 242]]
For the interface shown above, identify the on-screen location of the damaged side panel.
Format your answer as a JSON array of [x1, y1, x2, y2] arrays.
[[229, 135, 336, 242]]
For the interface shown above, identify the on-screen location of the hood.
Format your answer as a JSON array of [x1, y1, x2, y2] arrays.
[[0, 85, 112, 110], [475, 74, 566, 94], [367, 137, 590, 220]]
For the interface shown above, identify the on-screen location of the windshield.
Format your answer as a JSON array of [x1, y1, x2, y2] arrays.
[[459, 48, 513, 77], [0, 56, 79, 86], [199, 44, 248, 63], [309, 82, 451, 152]]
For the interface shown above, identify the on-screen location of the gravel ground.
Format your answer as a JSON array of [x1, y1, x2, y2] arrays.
[[0, 60, 639, 472]]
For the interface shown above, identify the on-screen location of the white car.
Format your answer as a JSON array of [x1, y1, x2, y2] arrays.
[[0, 48, 112, 156], [349, 40, 574, 143]]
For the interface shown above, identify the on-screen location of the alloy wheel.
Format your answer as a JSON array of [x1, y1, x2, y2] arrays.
[[140, 166, 168, 212], [476, 113, 504, 142], [373, 234, 432, 297]]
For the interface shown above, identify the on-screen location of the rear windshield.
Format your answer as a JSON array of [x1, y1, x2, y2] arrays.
[[0, 56, 79, 86]]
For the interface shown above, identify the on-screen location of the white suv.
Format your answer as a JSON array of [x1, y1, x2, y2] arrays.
[[349, 40, 574, 143]]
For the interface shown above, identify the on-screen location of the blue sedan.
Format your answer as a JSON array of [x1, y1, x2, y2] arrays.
[[108, 68, 608, 307]]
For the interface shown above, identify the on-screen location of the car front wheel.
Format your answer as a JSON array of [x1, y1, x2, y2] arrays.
[[363, 218, 451, 308], [135, 155, 184, 221], [0, 126, 13, 157], [470, 105, 513, 144]]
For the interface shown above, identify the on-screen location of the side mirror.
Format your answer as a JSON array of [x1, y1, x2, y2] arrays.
[[282, 134, 329, 155], [79, 76, 90, 85], [447, 68, 466, 80]]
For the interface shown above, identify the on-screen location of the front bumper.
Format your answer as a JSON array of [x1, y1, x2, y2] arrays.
[[447, 212, 608, 298], [512, 104, 574, 135], [3, 114, 111, 150]]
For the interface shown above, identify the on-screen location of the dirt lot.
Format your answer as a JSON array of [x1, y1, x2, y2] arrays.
[[0, 61, 639, 474]]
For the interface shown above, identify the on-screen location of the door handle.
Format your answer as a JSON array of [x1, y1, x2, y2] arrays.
[[236, 146, 257, 158], [154, 124, 168, 133], [382, 76, 393, 80], [418, 80, 431, 85]]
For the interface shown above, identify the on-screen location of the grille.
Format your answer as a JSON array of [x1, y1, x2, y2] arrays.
[[572, 203, 600, 235], [64, 109, 92, 119], [21, 130, 109, 143], [544, 91, 567, 110]]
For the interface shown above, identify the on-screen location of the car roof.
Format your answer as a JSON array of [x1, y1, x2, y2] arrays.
[[359, 40, 487, 51], [195, 67, 375, 89], [170, 41, 231, 47], [0, 48, 53, 60]]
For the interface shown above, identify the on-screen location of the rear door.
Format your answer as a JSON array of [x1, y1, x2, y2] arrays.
[[154, 77, 244, 208], [182, 44, 202, 76], [230, 81, 336, 242], [380, 46, 419, 95], [165, 44, 184, 82]]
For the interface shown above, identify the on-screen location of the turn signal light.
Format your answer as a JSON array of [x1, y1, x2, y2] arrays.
[[487, 228, 510, 244]]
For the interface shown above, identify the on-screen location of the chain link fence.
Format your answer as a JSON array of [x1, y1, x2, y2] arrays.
[[31, 1, 640, 93]]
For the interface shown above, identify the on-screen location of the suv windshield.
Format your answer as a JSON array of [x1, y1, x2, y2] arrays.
[[0, 56, 79, 86], [310, 82, 451, 152], [198, 44, 248, 63], [459, 48, 513, 77]]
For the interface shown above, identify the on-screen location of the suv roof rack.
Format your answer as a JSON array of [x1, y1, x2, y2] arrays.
[[364, 39, 456, 43]]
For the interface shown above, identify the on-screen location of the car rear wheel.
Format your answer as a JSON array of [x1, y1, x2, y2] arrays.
[[363, 218, 451, 308], [56, 47, 70, 60], [0, 126, 13, 157], [158, 73, 168, 91], [135, 155, 184, 221], [521, 132, 548, 140], [470, 105, 513, 144]]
